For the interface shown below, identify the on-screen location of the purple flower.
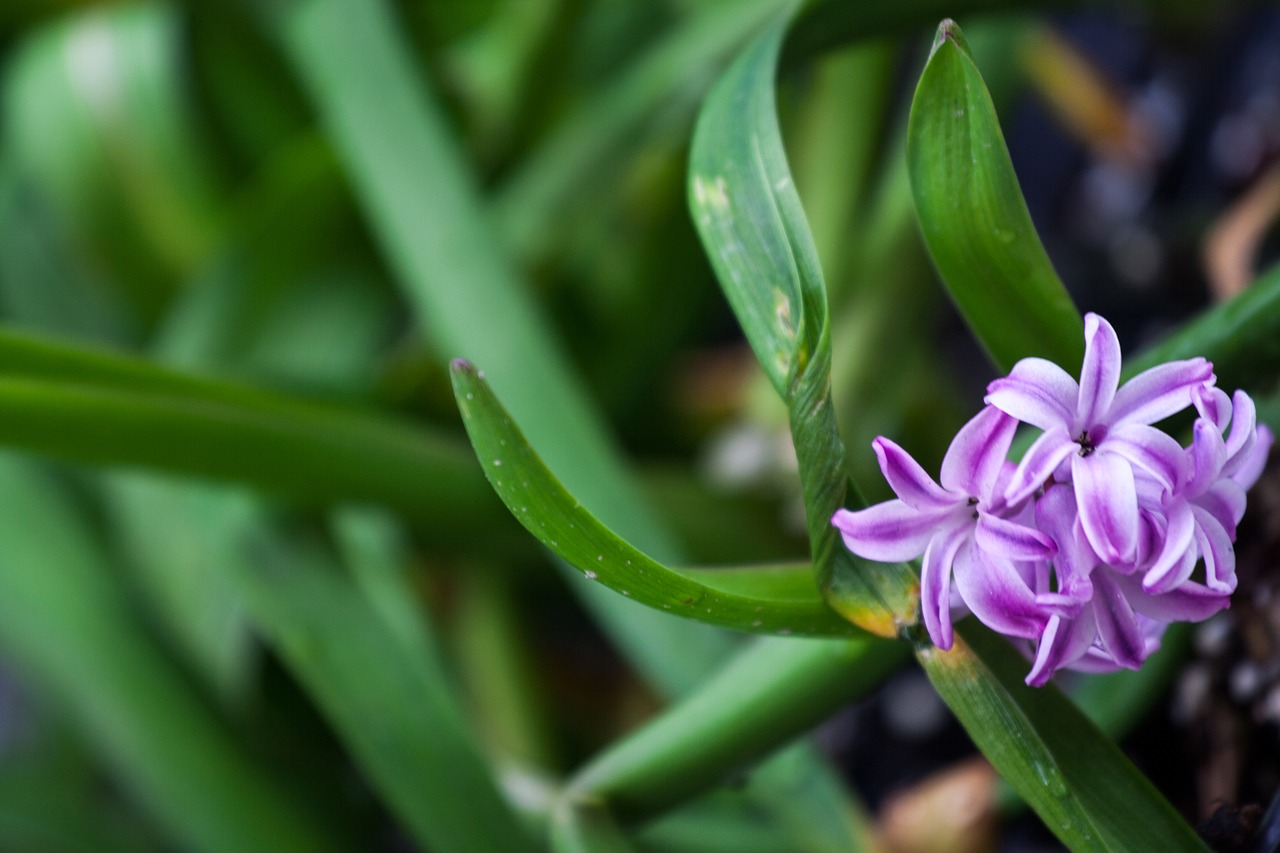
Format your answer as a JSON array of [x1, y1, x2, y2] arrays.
[[1024, 486, 1229, 686], [832, 310, 1269, 686], [832, 406, 1054, 650], [985, 313, 1213, 567]]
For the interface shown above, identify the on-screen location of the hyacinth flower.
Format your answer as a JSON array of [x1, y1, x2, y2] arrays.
[[1142, 387, 1274, 595], [1024, 485, 1232, 686], [834, 311, 1271, 685], [985, 312, 1213, 567], [831, 406, 1054, 650]]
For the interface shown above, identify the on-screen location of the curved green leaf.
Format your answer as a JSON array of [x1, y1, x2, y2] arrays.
[[565, 636, 903, 822], [267, 0, 736, 696], [452, 360, 855, 638], [0, 330, 498, 538], [919, 623, 1208, 851], [689, 15, 917, 637], [908, 19, 1083, 373]]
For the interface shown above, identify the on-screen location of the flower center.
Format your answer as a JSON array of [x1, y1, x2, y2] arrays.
[[967, 495, 979, 519], [1076, 430, 1097, 456]]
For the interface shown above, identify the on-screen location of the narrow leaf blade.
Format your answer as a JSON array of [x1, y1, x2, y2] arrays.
[[908, 19, 1084, 373], [452, 360, 855, 637], [919, 623, 1208, 851]]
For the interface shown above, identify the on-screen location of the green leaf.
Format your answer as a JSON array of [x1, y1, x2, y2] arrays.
[[266, 0, 735, 696], [4, 3, 226, 323], [689, 16, 917, 636], [0, 329, 498, 538], [0, 454, 334, 853], [907, 19, 1083, 373], [1127, 261, 1280, 389], [565, 636, 904, 822], [494, 0, 785, 260], [919, 623, 1208, 851], [232, 529, 534, 853], [452, 360, 854, 638]]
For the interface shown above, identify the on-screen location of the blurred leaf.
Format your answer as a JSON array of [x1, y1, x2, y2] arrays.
[[3, 3, 226, 326], [494, 0, 785, 259], [919, 623, 1208, 851], [106, 477, 258, 702], [1128, 261, 1280, 391], [233, 529, 534, 853], [908, 20, 1083, 374], [0, 329, 497, 537], [0, 454, 334, 853], [689, 15, 917, 636], [266, 0, 737, 694], [565, 635, 902, 822], [452, 360, 855, 637]]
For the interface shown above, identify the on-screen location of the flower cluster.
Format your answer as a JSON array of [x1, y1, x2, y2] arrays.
[[832, 314, 1272, 685]]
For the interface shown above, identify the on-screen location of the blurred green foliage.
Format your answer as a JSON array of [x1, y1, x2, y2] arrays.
[[0, 1, 1267, 851]]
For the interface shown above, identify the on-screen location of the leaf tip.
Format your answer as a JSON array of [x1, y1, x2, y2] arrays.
[[930, 19, 970, 60]]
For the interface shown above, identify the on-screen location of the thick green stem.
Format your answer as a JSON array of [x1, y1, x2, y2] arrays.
[[564, 636, 907, 821]]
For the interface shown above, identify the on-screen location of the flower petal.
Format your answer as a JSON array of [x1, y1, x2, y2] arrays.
[[1193, 479, 1246, 540], [1072, 452, 1139, 566], [1191, 505, 1236, 594], [1193, 385, 1232, 432], [1231, 424, 1272, 490], [1107, 357, 1214, 429], [1183, 419, 1228, 497], [1222, 389, 1258, 479], [920, 525, 967, 650], [1103, 423, 1188, 491], [985, 358, 1079, 431], [1112, 572, 1230, 623], [832, 502, 947, 562], [1076, 313, 1122, 432], [1034, 486, 1099, 602], [1005, 427, 1076, 506], [873, 437, 954, 511], [1141, 500, 1196, 594], [1091, 571, 1146, 670], [1026, 610, 1098, 686], [939, 406, 1017, 498], [951, 543, 1046, 640], [975, 513, 1056, 561]]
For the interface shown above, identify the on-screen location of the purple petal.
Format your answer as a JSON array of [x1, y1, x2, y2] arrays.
[[1072, 452, 1139, 566], [1034, 486, 1099, 601], [985, 358, 1078, 431], [1108, 358, 1214, 429], [1076, 313, 1122, 431], [939, 407, 1017, 498], [1026, 610, 1098, 686], [1141, 500, 1196, 594], [951, 542, 1047, 640], [920, 526, 967, 650], [1184, 419, 1228, 497], [832, 502, 949, 562], [1221, 390, 1258, 479], [975, 513, 1056, 561], [1091, 571, 1146, 670], [1112, 572, 1230, 623], [1231, 424, 1272, 490], [1193, 479, 1246, 540], [873, 437, 954, 511], [1193, 385, 1231, 432], [1191, 505, 1236, 594], [1005, 427, 1076, 506], [1103, 423, 1188, 491]]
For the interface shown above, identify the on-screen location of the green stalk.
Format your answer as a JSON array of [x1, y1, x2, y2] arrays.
[[564, 637, 905, 821]]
